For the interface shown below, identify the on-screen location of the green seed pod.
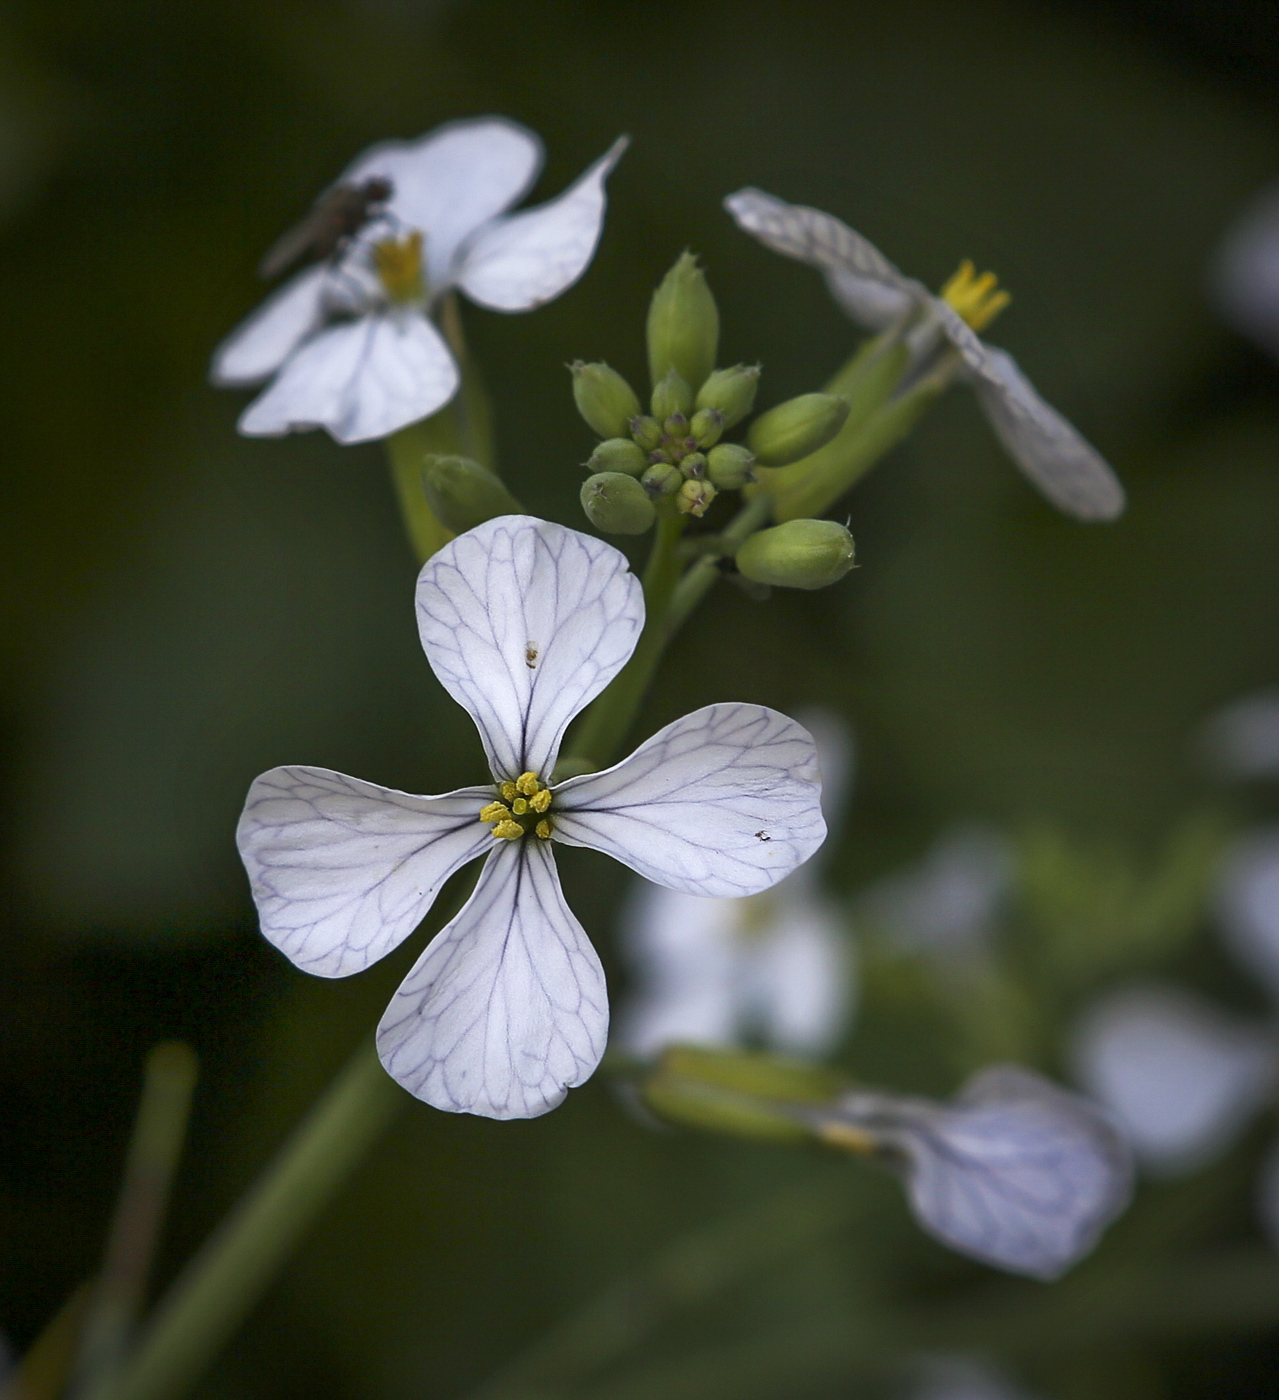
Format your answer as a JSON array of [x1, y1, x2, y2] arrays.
[[421, 455, 523, 535], [690, 407, 724, 448], [646, 250, 720, 392], [680, 452, 707, 480], [747, 393, 851, 467], [580, 472, 657, 534], [695, 364, 760, 429], [676, 478, 717, 518], [630, 414, 663, 450], [651, 368, 694, 422], [587, 437, 648, 477], [706, 442, 757, 489], [735, 519, 856, 590], [641, 462, 682, 499], [570, 361, 642, 438]]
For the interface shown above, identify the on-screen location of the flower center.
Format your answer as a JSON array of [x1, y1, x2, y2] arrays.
[[939, 260, 1010, 332], [373, 231, 426, 304], [479, 771, 554, 841]]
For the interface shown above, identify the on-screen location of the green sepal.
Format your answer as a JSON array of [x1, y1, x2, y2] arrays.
[[570, 361, 642, 438], [748, 393, 851, 468], [735, 519, 855, 590], [580, 472, 657, 534]]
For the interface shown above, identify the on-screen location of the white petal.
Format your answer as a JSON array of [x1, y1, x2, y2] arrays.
[[236, 767, 494, 978], [1202, 689, 1279, 780], [1216, 828, 1279, 1000], [455, 136, 629, 312], [793, 705, 855, 835], [415, 516, 643, 780], [554, 703, 826, 897], [238, 310, 459, 444], [1210, 179, 1279, 362], [376, 839, 607, 1119], [823, 267, 917, 331], [839, 1067, 1132, 1279], [210, 266, 328, 386], [748, 890, 852, 1056], [342, 117, 544, 293], [1071, 983, 1276, 1173]]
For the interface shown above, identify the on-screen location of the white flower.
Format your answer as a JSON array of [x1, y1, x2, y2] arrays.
[[616, 709, 854, 1058], [212, 118, 627, 444], [723, 188, 1125, 522], [236, 516, 826, 1120], [1211, 180, 1279, 361], [820, 1066, 1132, 1279], [1201, 688, 1279, 781]]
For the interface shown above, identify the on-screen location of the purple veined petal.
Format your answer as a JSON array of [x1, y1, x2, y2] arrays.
[[237, 308, 460, 444], [454, 136, 629, 313], [1210, 178, 1279, 363], [1201, 688, 1279, 781], [1216, 827, 1279, 1001], [554, 703, 826, 898], [210, 265, 329, 386], [236, 767, 495, 978], [376, 839, 608, 1119], [835, 1066, 1133, 1279], [1071, 983, 1277, 1174], [415, 516, 643, 782], [342, 117, 544, 294]]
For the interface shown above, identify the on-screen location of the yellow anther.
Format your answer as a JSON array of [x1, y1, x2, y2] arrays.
[[373, 231, 426, 304], [511, 797, 529, 816], [535, 818, 553, 839], [516, 772, 541, 797], [500, 782, 518, 803], [530, 788, 552, 814], [816, 1122, 877, 1156], [940, 259, 1011, 332], [492, 820, 523, 841], [479, 801, 511, 825]]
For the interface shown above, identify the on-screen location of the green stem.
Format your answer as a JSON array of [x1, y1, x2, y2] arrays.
[[665, 494, 773, 637]]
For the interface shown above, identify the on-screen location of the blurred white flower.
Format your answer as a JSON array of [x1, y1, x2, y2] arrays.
[[1211, 181, 1279, 361], [906, 1355, 1041, 1400], [1217, 828, 1279, 1003], [724, 188, 1124, 522], [1200, 689, 1279, 781], [238, 516, 825, 1119], [616, 709, 854, 1059], [213, 118, 627, 444]]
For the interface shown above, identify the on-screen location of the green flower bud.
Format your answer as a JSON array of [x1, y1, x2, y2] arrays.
[[706, 442, 757, 489], [421, 455, 523, 535], [570, 361, 642, 439], [580, 472, 657, 535], [747, 392, 851, 467], [641, 462, 682, 499], [676, 478, 716, 517], [695, 364, 760, 429], [680, 452, 707, 480], [662, 412, 689, 437], [630, 415, 662, 451], [646, 250, 719, 392], [586, 437, 648, 477], [735, 519, 856, 590], [690, 407, 724, 448], [651, 368, 694, 422]]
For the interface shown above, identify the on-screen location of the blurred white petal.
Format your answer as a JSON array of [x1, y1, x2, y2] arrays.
[[1217, 828, 1279, 1001], [456, 136, 628, 312], [747, 892, 851, 1055], [1211, 180, 1279, 361], [793, 706, 855, 836], [554, 704, 826, 897], [238, 310, 459, 444], [1201, 689, 1279, 780], [210, 266, 328, 386], [908, 1355, 1041, 1400], [237, 767, 493, 978], [344, 116, 544, 292], [1071, 983, 1276, 1173], [823, 267, 916, 330], [415, 516, 643, 781], [377, 840, 608, 1119]]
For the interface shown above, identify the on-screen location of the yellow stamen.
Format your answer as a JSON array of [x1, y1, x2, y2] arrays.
[[479, 801, 511, 825], [516, 771, 541, 797], [535, 819, 553, 839], [500, 782, 518, 803], [373, 231, 426, 304], [816, 1122, 877, 1155], [492, 820, 523, 841], [530, 788, 552, 814], [939, 259, 1011, 332], [511, 797, 529, 816]]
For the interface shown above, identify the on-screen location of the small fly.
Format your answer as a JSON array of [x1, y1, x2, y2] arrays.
[[257, 176, 394, 281]]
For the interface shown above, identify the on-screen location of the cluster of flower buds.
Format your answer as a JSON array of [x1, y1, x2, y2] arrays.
[[572, 252, 853, 540]]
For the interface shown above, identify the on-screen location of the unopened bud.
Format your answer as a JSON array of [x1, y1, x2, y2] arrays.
[[663, 412, 689, 437], [706, 442, 756, 489], [680, 452, 707, 479], [695, 364, 760, 429], [641, 462, 683, 499], [690, 407, 724, 448], [651, 368, 693, 422], [647, 250, 720, 393], [580, 472, 657, 535], [587, 437, 648, 477], [676, 478, 717, 517], [735, 519, 855, 590], [630, 415, 663, 451], [421, 455, 522, 535], [747, 392, 850, 467], [570, 361, 642, 439]]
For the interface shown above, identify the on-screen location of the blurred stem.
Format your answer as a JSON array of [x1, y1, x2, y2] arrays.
[[0, 1285, 94, 1400]]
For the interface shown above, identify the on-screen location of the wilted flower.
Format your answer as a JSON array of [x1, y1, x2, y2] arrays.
[[237, 516, 825, 1120], [213, 118, 627, 444], [723, 188, 1125, 522]]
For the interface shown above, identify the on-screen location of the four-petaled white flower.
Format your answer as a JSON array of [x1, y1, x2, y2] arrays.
[[723, 188, 1126, 522], [212, 118, 627, 444], [236, 515, 826, 1120]]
